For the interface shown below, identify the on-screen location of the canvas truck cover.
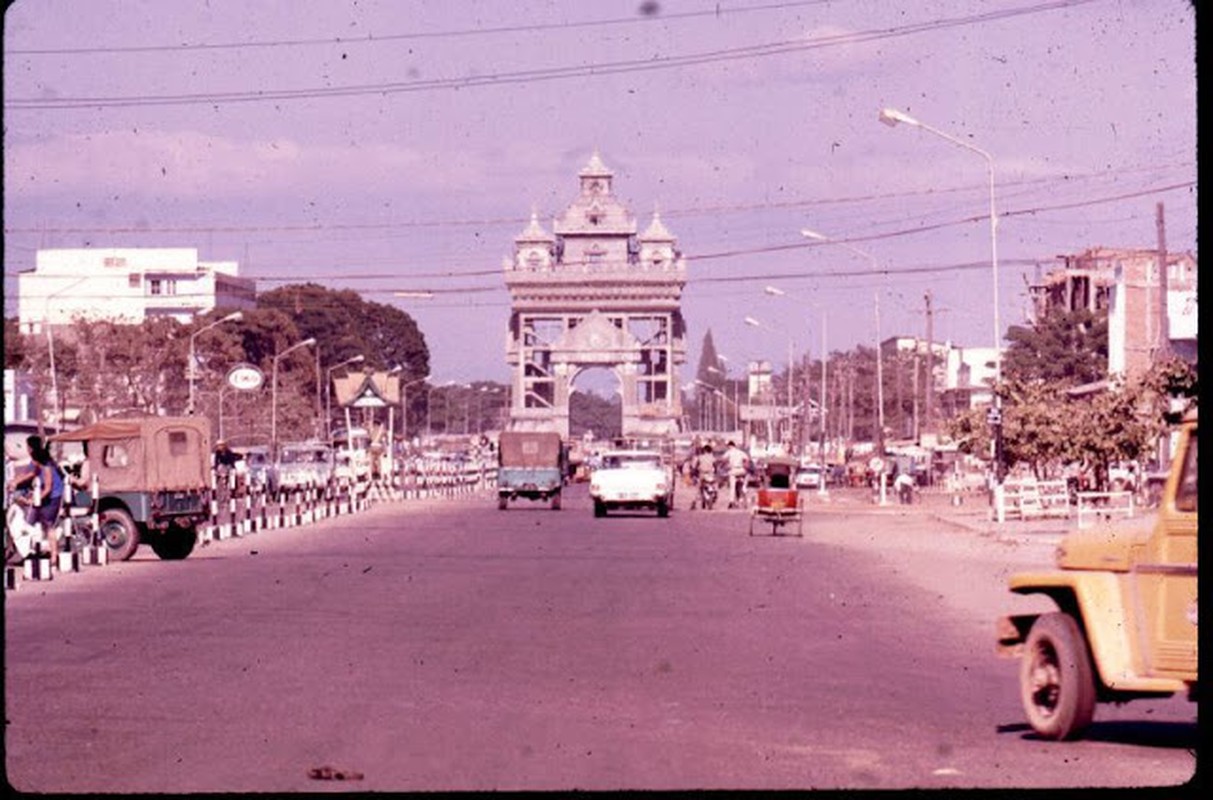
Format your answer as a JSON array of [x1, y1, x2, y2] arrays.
[[498, 431, 563, 469], [51, 416, 212, 492]]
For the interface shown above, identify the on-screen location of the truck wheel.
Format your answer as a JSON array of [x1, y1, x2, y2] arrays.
[[1020, 612, 1097, 740], [498, 495, 508, 510], [150, 525, 196, 560], [656, 498, 669, 518], [99, 508, 140, 562], [551, 493, 561, 511], [594, 500, 606, 518]]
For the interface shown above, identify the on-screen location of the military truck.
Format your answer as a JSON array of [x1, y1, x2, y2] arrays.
[[496, 431, 564, 510], [996, 409, 1198, 740], [51, 416, 213, 561]]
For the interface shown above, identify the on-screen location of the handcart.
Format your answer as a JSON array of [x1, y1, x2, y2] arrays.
[[748, 456, 803, 537]]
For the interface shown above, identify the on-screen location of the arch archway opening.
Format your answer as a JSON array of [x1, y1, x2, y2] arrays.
[[569, 367, 621, 444]]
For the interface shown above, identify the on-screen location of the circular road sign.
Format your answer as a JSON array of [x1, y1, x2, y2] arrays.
[[226, 363, 265, 392]]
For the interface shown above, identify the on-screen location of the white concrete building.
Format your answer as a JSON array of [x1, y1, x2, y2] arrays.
[[881, 335, 998, 415], [16, 247, 256, 334]]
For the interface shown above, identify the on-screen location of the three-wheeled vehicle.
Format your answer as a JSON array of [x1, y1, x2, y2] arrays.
[[497, 431, 565, 510], [749, 456, 804, 536], [50, 416, 212, 560]]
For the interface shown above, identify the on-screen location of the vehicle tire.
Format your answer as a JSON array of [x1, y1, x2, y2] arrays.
[[1020, 612, 1098, 740], [656, 498, 669, 518], [150, 524, 196, 560], [594, 500, 606, 518], [498, 495, 508, 511], [551, 493, 562, 511], [99, 508, 140, 561]]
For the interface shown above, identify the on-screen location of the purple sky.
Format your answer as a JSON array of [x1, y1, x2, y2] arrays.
[[3, 0, 1197, 392]]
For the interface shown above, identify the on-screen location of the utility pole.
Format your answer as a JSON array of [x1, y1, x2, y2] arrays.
[[1156, 202, 1172, 469], [1156, 202, 1170, 359], [924, 291, 935, 434], [874, 290, 885, 459]]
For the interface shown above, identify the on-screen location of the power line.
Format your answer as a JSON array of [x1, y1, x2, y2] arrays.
[[5, 0, 1097, 110], [3, 167, 1191, 238], [7, 1, 832, 56], [6, 180, 1194, 289]]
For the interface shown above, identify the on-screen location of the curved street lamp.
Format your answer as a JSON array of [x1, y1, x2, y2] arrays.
[[187, 311, 243, 416], [400, 374, 430, 442], [744, 315, 796, 449], [763, 284, 828, 495], [43, 276, 90, 430], [426, 380, 457, 437], [270, 337, 316, 455], [802, 229, 886, 503], [879, 107, 1004, 519]]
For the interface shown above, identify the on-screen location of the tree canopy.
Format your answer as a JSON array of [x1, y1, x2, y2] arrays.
[[257, 283, 429, 380], [1003, 307, 1108, 387]]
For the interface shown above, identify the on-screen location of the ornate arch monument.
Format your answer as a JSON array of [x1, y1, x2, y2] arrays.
[[503, 152, 687, 439]]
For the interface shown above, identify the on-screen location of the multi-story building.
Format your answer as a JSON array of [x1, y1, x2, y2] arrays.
[[1029, 247, 1198, 378], [16, 247, 256, 334], [880, 335, 997, 418]]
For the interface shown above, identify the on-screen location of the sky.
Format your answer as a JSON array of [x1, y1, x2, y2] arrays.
[[2, 0, 1198, 395]]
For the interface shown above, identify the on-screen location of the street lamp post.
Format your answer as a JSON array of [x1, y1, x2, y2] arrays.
[[270, 337, 316, 457], [42, 276, 90, 430], [324, 355, 365, 444], [427, 381, 456, 438], [744, 316, 794, 451], [187, 311, 243, 416], [766, 285, 829, 497], [694, 379, 725, 433], [879, 107, 1004, 520], [801, 229, 886, 504], [400, 374, 430, 443]]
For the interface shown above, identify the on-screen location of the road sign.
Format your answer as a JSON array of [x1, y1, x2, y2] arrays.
[[226, 364, 264, 391]]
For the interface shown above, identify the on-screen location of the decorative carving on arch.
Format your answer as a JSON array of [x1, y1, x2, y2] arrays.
[[502, 153, 688, 439]]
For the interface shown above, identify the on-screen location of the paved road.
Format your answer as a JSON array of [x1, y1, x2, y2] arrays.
[[4, 485, 1197, 792]]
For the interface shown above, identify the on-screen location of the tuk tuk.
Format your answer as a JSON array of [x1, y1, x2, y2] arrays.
[[749, 456, 804, 537], [50, 416, 212, 560], [497, 431, 565, 510]]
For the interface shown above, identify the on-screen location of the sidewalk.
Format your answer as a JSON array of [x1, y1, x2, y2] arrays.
[[799, 486, 1076, 544]]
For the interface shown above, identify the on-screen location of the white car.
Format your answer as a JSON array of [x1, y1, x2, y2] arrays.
[[275, 442, 335, 495], [589, 450, 673, 518], [794, 464, 823, 489]]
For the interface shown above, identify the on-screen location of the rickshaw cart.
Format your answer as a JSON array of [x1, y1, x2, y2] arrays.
[[749, 456, 803, 537]]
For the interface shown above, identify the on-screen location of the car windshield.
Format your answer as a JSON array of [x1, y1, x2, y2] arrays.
[[602, 454, 661, 469]]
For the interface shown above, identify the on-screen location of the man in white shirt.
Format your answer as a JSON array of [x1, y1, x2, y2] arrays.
[[723, 441, 749, 508]]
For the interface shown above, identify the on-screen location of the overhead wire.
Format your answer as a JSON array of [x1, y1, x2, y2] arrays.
[[5, 0, 1099, 110]]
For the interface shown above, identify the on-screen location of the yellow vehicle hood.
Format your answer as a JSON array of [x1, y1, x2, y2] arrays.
[[1054, 519, 1152, 572]]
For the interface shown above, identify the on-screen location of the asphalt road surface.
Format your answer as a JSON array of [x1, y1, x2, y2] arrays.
[[4, 485, 1198, 792]]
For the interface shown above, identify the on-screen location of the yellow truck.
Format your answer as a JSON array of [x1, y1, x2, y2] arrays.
[[996, 410, 1197, 740]]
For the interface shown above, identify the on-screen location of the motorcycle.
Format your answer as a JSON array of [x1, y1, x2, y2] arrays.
[[697, 474, 719, 510]]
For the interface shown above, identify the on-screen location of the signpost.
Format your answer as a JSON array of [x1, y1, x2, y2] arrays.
[[220, 364, 264, 439]]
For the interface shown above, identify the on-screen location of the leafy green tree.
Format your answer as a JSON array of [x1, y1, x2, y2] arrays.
[[4, 318, 28, 370], [570, 390, 621, 441], [257, 283, 429, 379], [947, 358, 1196, 488], [1003, 307, 1108, 387]]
